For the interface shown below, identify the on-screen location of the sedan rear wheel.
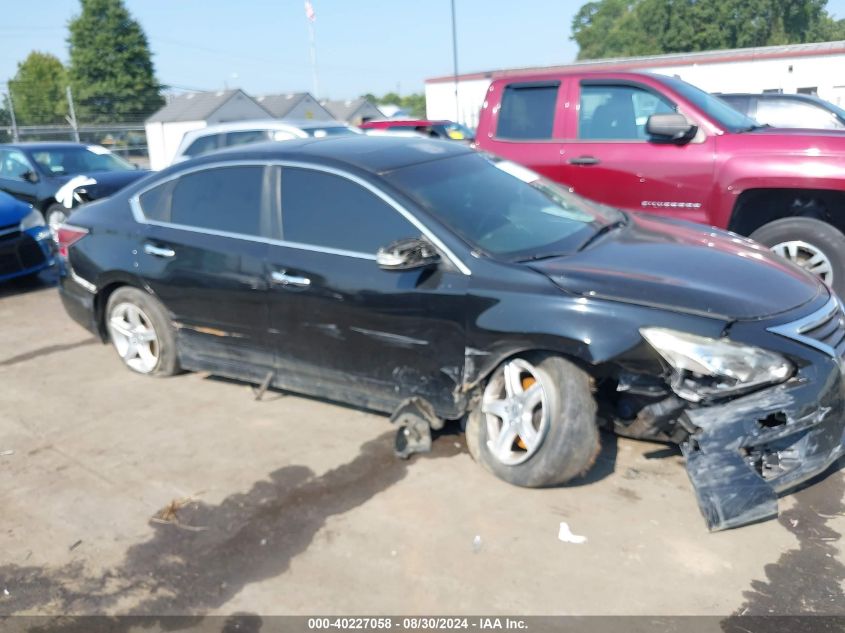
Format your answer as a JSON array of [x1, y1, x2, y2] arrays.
[[105, 286, 179, 376], [466, 353, 600, 488]]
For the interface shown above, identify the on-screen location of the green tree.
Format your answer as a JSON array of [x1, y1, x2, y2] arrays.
[[572, 0, 845, 60], [360, 92, 427, 118], [8, 52, 67, 125], [67, 0, 163, 122], [0, 97, 11, 142]]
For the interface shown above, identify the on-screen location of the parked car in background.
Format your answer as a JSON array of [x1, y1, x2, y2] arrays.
[[0, 142, 149, 237], [476, 71, 845, 296], [170, 119, 361, 165], [57, 136, 844, 531], [0, 190, 54, 282], [359, 119, 475, 141], [717, 92, 845, 130]]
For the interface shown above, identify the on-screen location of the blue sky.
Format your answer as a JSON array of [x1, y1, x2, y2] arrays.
[[3, 0, 845, 100]]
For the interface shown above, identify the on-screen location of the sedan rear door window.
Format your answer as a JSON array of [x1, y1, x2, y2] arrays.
[[280, 167, 418, 254], [138, 165, 273, 238]]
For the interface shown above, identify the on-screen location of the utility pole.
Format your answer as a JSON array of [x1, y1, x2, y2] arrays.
[[66, 85, 80, 143], [6, 82, 19, 142], [451, 0, 460, 123]]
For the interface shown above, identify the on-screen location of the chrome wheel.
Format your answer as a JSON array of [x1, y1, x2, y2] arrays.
[[47, 209, 68, 240], [107, 302, 160, 374], [481, 358, 550, 465], [771, 240, 834, 285]]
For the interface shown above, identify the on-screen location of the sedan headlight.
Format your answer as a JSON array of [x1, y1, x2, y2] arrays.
[[640, 327, 793, 402], [19, 208, 46, 232]]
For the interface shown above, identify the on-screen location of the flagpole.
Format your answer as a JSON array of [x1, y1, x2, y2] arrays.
[[308, 13, 319, 98], [451, 0, 460, 123]]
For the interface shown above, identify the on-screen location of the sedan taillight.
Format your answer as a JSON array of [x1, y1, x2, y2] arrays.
[[56, 225, 89, 258]]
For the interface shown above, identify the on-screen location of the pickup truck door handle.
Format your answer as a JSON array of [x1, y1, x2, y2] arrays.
[[270, 270, 311, 288], [568, 156, 601, 166], [143, 243, 176, 258]]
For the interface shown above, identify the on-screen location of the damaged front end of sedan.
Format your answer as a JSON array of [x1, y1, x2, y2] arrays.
[[603, 294, 845, 531]]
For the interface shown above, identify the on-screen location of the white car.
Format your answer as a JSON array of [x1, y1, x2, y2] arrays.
[[170, 120, 361, 166]]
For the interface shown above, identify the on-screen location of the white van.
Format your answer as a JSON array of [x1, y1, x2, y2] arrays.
[[171, 119, 361, 165]]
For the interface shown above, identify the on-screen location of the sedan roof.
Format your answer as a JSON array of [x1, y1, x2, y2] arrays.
[[184, 135, 473, 174], [0, 142, 95, 151]]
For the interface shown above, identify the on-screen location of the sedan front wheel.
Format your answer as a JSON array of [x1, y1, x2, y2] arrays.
[[465, 353, 600, 487]]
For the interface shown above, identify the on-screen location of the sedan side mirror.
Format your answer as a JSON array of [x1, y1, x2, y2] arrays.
[[21, 170, 39, 183], [376, 237, 440, 271], [646, 113, 697, 143]]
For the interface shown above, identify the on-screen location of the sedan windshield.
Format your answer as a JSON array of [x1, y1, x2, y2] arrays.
[[30, 145, 134, 176], [657, 75, 759, 132], [385, 153, 624, 260]]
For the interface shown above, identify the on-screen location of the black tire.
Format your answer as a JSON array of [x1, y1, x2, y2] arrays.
[[465, 353, 599, 488], [105, 286, 180, 377], [750, 217, 845, 296], [45, 203, 69, 236]]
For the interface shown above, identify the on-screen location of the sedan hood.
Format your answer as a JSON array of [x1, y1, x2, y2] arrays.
[[0, 191, 32, 226], [529, 213, 824, 320], [51, 169, 149, 200]]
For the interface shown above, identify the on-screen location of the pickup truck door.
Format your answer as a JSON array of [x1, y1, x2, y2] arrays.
[[558, 78, 715, 224], [479, 79, 568, 182]]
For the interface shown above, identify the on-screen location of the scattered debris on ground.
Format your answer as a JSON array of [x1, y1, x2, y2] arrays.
[[151, 496, 208, 532], [558, 522, 587, 544]]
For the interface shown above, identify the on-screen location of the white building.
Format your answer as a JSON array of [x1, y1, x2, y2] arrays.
[[145, 90, 272, 170], [425, 40, 845, 129]]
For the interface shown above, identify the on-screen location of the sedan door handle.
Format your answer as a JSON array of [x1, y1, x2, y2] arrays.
[[143, 243, 176, 258], [568, 156, 601, 166], [270, 270, 311, 288]]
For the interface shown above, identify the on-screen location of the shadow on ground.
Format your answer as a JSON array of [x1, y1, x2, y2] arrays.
[[0, 268, 57, 300], [0, 431, 464, 625], [721, 457, 845, 632]]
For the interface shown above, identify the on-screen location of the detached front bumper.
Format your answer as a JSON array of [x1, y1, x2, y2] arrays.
[[681, 358, 845, 531]]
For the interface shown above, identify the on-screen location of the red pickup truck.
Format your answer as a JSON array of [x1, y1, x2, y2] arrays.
[[476, 71, 845, 296]]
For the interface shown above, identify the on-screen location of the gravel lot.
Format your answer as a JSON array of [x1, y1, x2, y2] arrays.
[[0, 272, 843, 620]]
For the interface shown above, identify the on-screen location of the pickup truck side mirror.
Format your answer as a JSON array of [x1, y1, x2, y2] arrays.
[[376, 237, 440, 271], [646, 113, 697, 143], [21, 169, 39, 184]]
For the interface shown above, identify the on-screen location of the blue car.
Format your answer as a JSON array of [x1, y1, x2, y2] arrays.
[[0, 190, 54, 282]]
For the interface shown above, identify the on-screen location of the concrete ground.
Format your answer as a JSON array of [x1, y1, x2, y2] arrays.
[[0, 272, 843, 619]]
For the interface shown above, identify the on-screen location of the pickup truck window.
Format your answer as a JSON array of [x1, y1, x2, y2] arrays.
[[497, 83, 558, 140], [579, 84, 675, 140]]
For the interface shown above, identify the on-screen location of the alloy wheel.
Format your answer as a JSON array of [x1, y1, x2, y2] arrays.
[[481, 358, 550, 465], [771, 240, 834, 285], [107, 302, 160, 374]]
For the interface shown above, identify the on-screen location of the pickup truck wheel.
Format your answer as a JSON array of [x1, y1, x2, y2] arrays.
[[751, 217, 845, 296], [465, 353, 599, 487]]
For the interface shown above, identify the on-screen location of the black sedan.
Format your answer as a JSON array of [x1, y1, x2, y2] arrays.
[[56, 136, 845, 531], [0, 142, 148, 235]]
